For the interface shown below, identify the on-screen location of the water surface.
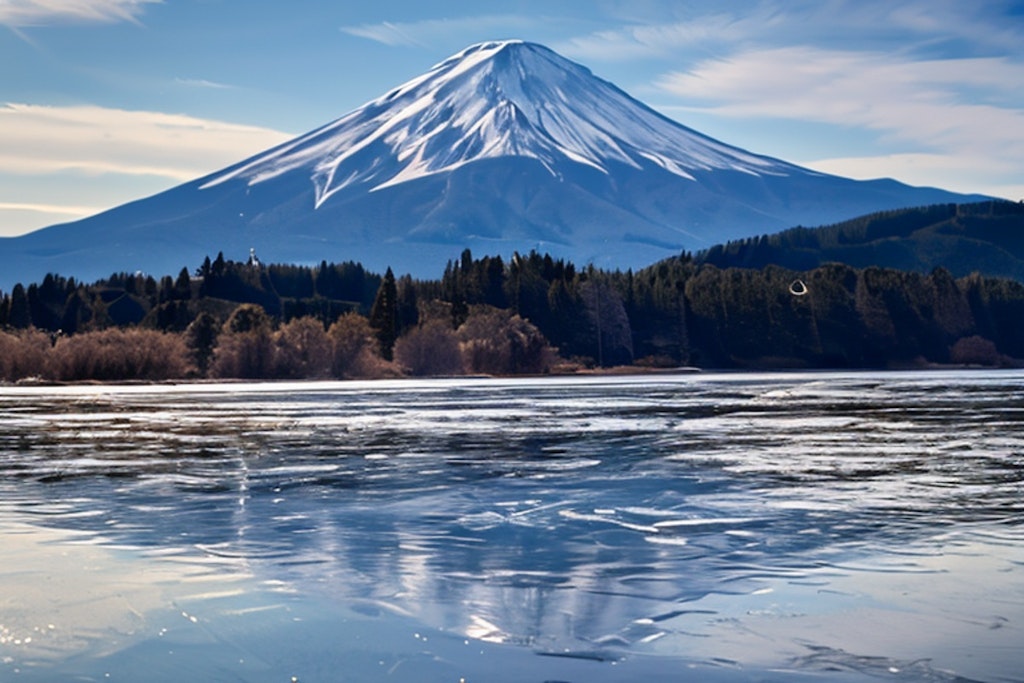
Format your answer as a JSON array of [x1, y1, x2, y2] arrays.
[[1, 371, 1022, 681]]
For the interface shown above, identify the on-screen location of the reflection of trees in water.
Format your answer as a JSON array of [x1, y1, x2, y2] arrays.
[[3, 447, 779, 646], [0, 463, 912, 648], [4, 376, 1024, 648]]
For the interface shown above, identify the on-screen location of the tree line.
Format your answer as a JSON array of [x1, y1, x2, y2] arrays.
[[696, 200, 1024, 281], [2, 246, 1024, 383]]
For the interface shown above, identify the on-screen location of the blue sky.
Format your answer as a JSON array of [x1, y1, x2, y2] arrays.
[[1, 0, 1022, 237]]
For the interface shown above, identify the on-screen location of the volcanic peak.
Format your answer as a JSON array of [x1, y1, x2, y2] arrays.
[[201, 40, 796, 208]]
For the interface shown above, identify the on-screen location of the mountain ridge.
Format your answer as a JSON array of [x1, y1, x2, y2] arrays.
[[0, 40, 992, 290], [694, 200, 1024, 281]]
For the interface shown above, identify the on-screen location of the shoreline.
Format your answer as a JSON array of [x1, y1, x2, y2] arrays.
[[5, 363, 1021, 390]]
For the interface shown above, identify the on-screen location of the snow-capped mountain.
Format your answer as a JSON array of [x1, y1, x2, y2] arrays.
[[202, 40, 793, 201], [0, 40, 990, 289]]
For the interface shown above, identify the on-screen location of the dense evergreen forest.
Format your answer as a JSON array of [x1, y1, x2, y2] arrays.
[[4, 208, 1024, 382], [698, 200, 1024, 281]]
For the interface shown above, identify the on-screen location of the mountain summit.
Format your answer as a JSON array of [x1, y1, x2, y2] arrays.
[[1, 40, 989, 288], [203, 40, 793, 200]]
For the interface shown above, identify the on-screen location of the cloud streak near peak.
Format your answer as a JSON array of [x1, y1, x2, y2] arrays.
[[340, 14, 545, 48], [0, 0, 162, 26]]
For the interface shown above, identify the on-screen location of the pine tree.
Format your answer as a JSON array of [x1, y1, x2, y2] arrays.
[[395, 274, 419, 334], [185, 312, 219, 376], [369, 267, 398, 361], [8, 284, 30, 329], [174, 267, 192, 300]]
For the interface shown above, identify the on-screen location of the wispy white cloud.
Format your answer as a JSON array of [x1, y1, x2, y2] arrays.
[[0, 102, 291, 182], [805, 153, 1022, 200], [342, 20, 427, 48], [655, 48, 1024, 160], [0, 199, 109, 236], [558, 0, 1024, 62], [0, 200, 102, 216], [0, 103, 294, 235], [555, 9, 778, 62], [173, 77, 233, 90], [0, 0, 162, 26], [340, 14, 543, 48], [560, 1, 1023, 198]]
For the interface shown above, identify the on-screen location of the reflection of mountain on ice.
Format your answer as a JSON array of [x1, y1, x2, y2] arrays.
[[5, 374, 1022, 683], [0, 40, 989, 288]]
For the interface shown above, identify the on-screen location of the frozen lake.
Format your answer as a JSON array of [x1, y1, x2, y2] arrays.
[[1, 371, 1022, 682]]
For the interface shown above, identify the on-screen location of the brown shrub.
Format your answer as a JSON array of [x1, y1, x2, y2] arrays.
[[0, 329, 53, 382], [457, 306, 554, 375], [51, 328, 191, 381], [328, 312, 387, 379], [950, 335, 1001, 366], [209, 329, 274, 379], [394, 320, 463, 377], [274, 316, 331, 379], [224, 303, 272, 334]]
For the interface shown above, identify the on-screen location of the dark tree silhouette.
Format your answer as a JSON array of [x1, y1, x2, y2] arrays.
[[369, 267, 398, 361]]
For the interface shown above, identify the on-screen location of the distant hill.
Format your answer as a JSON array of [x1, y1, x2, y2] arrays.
[[695, 201, 1024, 281]]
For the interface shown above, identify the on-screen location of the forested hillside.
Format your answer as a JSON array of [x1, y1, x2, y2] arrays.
[[697, 200, 1024, 281], [3, 239, 1023, 383]]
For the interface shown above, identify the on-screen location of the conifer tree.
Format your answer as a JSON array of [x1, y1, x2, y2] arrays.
[[8, 284, 30, 329], [174, 267, 192, 300], [185, 312, 219, 376], [396, 274, 419, 333], [158, 276, 175, 304], [369, 267, 398, 361]]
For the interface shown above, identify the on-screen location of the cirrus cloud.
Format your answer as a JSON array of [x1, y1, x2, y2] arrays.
[[656, 47, 1024, 158], [341, 14, 545, 48], [0, 200, 103, 216], [0, 0, 162, 26], [806, 153, 1023, 200], [558, 1, 1024, 63], [654, 45, 1024, 198], [0, 103, 292, 235], [0, 102, 292, 180]]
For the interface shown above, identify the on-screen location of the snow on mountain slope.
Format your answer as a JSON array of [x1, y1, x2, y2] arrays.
[[0, 40, 992, 290], [201, 40, 796, 205]]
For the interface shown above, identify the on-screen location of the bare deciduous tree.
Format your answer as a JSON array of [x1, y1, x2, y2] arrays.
[[0, 329, 52, 382], [394, 320, 463, 377], [457, 306, 554, 375], [274, 316, 331, 379], [51, 328, 191, 381], [328, 312, 389, 379]]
